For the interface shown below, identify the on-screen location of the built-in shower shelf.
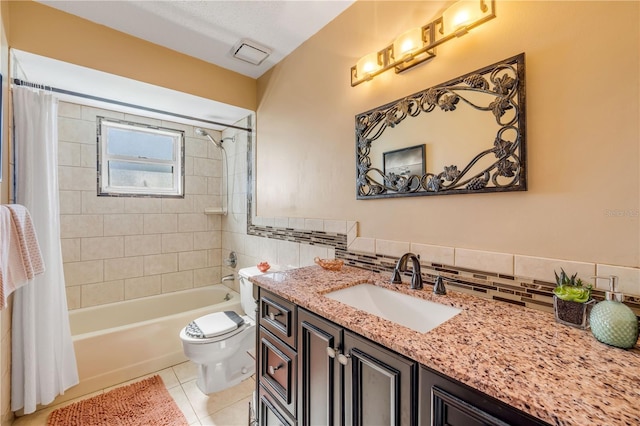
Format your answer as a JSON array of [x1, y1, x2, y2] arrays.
[[204, 207, 226, 215]]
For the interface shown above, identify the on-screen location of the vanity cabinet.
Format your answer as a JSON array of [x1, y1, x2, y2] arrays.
[[298, 308, 418, 426], [258, 290, 298, 424], [257, 290, 549, 426], [420, 367, 549, 426]]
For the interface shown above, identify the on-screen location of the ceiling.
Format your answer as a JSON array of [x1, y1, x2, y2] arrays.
[[13, 1, 355, 130]]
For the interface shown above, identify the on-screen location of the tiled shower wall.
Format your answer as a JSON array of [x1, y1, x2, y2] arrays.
[[58, 102, 224, 309]]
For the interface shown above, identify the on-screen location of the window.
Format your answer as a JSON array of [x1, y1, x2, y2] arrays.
[[98, 117, 184, 197]]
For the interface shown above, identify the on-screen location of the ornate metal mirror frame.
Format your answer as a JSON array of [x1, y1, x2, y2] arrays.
[[356, 53, 526, 199]]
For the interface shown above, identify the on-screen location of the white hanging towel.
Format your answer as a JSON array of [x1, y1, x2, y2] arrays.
[[0, 205, 45, 308]]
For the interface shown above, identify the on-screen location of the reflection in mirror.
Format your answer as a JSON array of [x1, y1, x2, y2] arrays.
[[356, 53, 526, 199]]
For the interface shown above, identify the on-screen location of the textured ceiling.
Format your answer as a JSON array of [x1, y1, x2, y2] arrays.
[[36, 0, 355, 78]]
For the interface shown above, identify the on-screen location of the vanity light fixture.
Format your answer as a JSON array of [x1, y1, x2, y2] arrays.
[[350, 0, 495, 87]]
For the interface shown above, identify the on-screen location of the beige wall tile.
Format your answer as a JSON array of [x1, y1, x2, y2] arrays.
[[514, 255, 595, 283], [348, 237, 375, 254], [304, 218, 324, 232], [179, 250, 208, 271], [194, 231, 219, 250], [81, 105, 124, 122], [58, 166, 96, 191], [124, 234, 162, 256], [300, 244, 329, 267], [58, 117, 95, 144], [58, 142, 81, 166], [59, 101, 82, 118], [185, 176, 208, 195], [144, 253, 178, 275], [161, 271, 194, 293], [324, 220, 347, 234], [64, 260, 104, 285], [193, 158, 220, 178], [104, 214, 144, 236], [347, 221, 358, 246], [162, 233, 194, 253], [80, 143, 96, 168], [104, 256, 144, 281], [178, 213, 207, 232], [277, 240, 300, 269], [192, 195, 218, 213], [208, 249, 223, 267], [124, 275, 162, 300], [455, 249, 514, 275], [161, 197, 195, 214], [144, 214, 177, 234], [288, 218, 305, 230], [596, 264, 640, 295], [81, 236, 124, 260], [60, 215, 103, 238], [81, 280, 124, 307], [123, 113, 161, 126], [376, 239, 411, 257], [410, 243, 455, 266], [207, 215, 222, 231], [124, 198, 162, 214], [194, 267, 220, 287], [82, 191, 125, 214], [185, 138, 208, 158], [207, 177, 222, 196], [61, 238, 81, 262], [65, 286, 82, 310], [59, 191, 82, 214]]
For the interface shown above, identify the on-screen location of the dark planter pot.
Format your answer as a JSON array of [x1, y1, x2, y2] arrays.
[[553, 296, 596, 329]]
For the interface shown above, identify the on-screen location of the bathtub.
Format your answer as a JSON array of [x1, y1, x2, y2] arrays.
[[60, 285, 241, 403]]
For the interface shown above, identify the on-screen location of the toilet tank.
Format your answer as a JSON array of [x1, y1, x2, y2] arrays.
[[238, 266, 279, 321]]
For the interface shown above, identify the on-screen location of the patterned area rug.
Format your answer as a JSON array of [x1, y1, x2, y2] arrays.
[[47, 375, 188, 426]]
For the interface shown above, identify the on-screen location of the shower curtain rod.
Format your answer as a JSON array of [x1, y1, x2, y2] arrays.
[[12, 78, 253, 133]]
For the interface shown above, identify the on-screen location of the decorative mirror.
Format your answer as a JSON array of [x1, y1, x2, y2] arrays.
[[355, 53, 526, 199]]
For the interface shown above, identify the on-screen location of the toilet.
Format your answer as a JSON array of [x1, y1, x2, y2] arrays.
[[179, 266, 271, 394]]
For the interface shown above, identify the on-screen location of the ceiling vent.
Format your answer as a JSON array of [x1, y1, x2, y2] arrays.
[[232, 39, 272, 66]]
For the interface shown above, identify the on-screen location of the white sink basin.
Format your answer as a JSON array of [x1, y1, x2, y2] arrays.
[[325, 283, 461, 333]]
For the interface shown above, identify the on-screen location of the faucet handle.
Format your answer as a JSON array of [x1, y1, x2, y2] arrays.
[[433, 276, 446, 295], [391, 268, 403, 284]]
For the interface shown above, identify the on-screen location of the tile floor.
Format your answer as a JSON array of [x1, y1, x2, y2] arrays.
[[12, 361, 255, 425]]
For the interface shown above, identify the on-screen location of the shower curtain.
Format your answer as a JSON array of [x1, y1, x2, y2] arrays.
[[11, 86, 78, 413]]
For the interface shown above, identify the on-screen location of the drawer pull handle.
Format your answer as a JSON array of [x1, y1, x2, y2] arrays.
[[268, 312, 282, 321], [337, 353, 350, 366], [326, 347, 339, 358], [268, 363, 283, 375]]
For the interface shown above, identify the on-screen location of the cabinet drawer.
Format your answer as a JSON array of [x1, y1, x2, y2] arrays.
[[259, 327, 297, 418], [260, 290, 297, 349], [258, 384, 296, 426]]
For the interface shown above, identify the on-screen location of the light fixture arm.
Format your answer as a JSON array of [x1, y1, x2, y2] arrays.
[[351, 0, 496, 87]]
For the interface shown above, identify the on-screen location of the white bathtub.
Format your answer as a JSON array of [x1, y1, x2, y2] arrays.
[[60, 285, 241, 403]]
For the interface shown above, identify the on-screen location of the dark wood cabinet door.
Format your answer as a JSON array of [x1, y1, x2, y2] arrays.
[[343, 331, 417, 426], [420, 367, 550, 426], [259, 327, 297, 418], [297, 309, 342, 426], [259, 384, 296, 426]]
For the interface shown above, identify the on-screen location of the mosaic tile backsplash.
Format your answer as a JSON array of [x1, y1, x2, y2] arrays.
[[247, 221, 640, 317]]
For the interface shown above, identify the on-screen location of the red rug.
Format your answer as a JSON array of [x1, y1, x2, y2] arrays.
[[47, 375, 188, 425]]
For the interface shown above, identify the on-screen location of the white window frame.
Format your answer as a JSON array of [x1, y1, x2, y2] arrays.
[[98, 117, 184, 197]]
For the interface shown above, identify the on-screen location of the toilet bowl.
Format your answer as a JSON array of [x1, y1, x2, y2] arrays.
[[179, 266, 272, 394]]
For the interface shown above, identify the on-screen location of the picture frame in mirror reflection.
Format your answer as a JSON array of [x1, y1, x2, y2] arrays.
[[383, 144, 425, 191]]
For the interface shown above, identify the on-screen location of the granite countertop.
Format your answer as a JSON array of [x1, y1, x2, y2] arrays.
[[250, 265, 640, 426]]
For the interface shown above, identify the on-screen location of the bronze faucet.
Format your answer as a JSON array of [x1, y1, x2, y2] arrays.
[[391, 253, 423, 290]]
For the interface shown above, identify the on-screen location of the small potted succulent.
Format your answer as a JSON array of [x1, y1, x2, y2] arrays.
[[553, 269, 595, 329]]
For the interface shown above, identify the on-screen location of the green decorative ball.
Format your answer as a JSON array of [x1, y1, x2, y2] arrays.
[[590, 301, 639, 349]]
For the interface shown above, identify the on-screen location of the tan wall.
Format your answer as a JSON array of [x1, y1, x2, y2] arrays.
[[256, 0, 640, 268], [0, 2, 11, 424], [7, 0, 257, 112]]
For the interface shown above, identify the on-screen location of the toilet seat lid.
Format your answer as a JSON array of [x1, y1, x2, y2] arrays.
[[190, 311, 245, 338]]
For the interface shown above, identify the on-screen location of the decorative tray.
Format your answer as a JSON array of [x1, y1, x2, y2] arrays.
[[314, 257, 344, 271]]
